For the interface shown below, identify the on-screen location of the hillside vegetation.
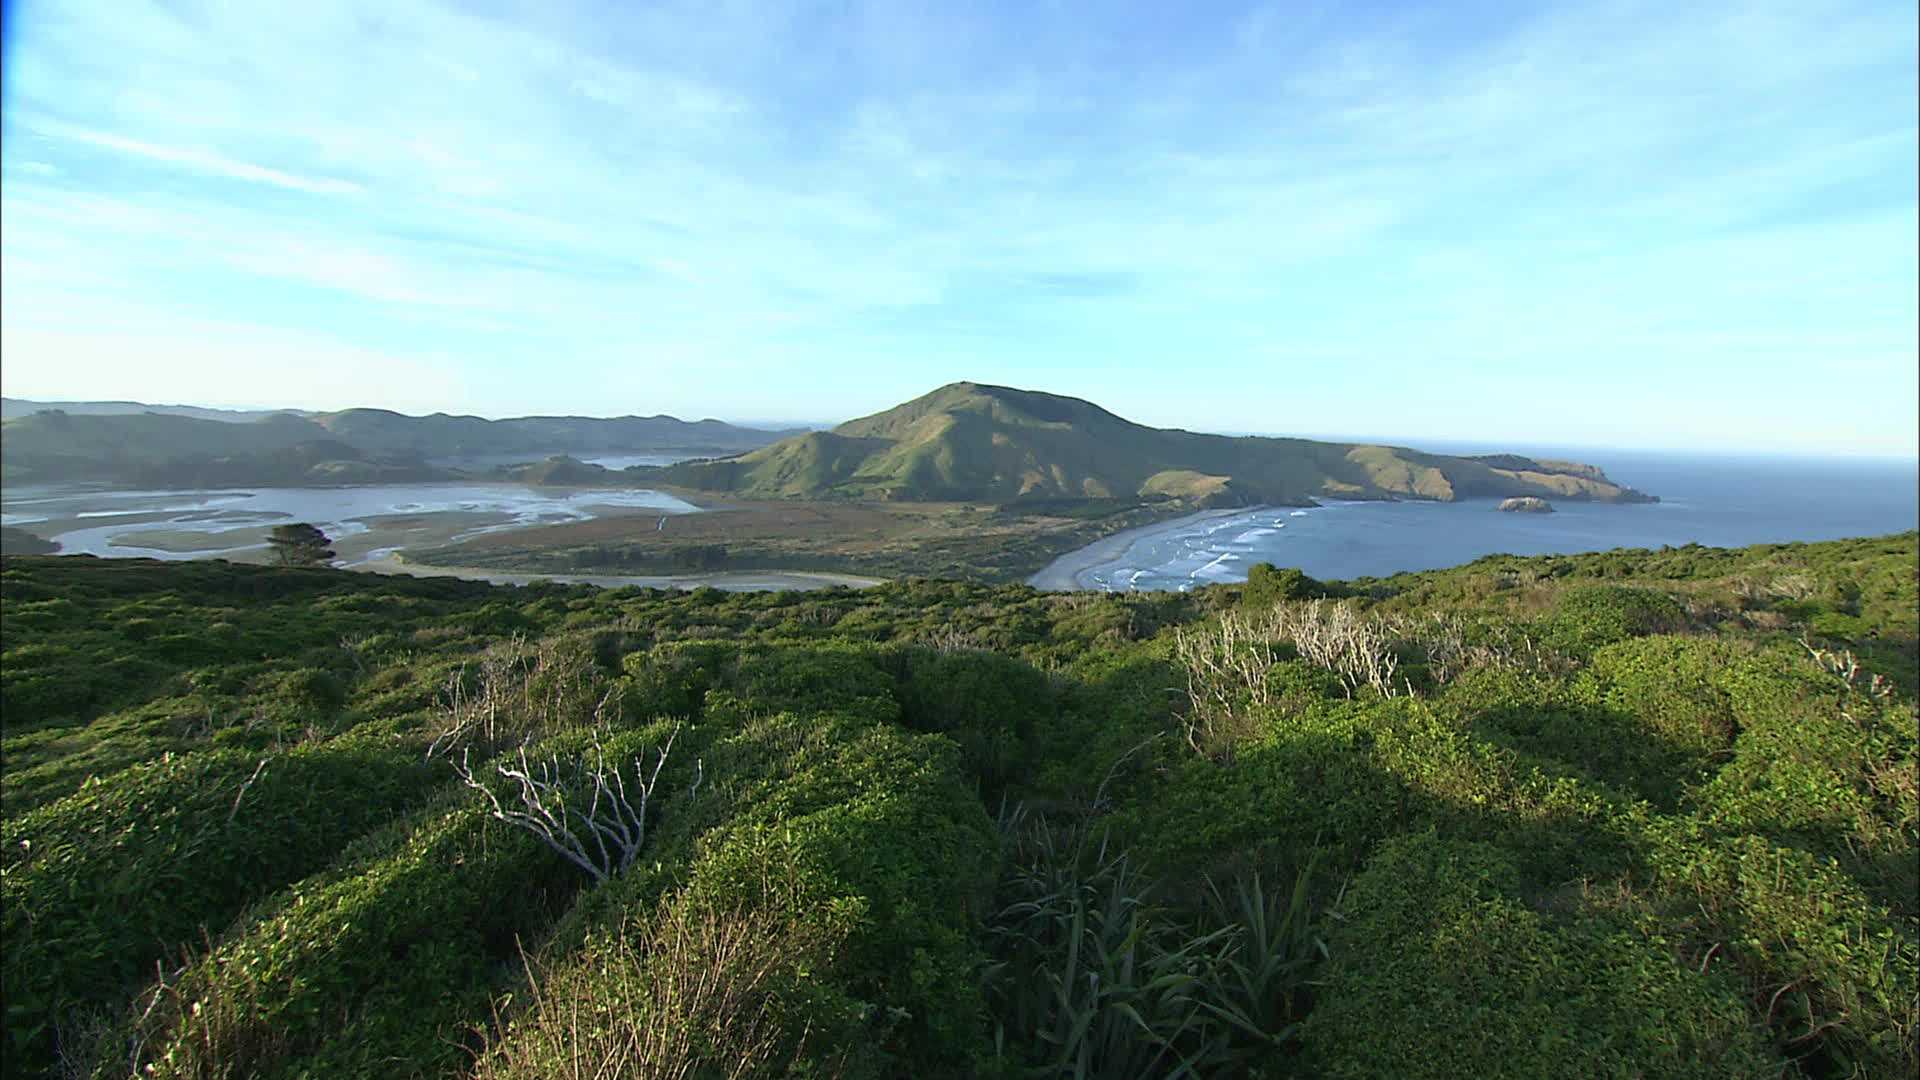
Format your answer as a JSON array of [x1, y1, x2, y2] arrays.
[[2, 532, 1913, 1078], [0, 406, 790, 486], [662, 382, 1655, 505]]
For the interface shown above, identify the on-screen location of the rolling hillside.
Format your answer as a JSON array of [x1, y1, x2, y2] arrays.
[[661, 382, 1657, 505], [0, 406, 795, 486], [0, 398, 319, 422], [312, 409, 793, 458]]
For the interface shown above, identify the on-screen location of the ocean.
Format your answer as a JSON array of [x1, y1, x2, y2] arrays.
[[1038, 447, 1920, 591]]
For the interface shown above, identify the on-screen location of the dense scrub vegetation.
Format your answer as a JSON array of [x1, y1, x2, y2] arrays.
[[2, 531, 1914, 1078]]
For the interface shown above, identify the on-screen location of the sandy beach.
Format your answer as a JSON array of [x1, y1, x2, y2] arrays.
[[351, 554, 882, 592], [1027, 506, 1259, 591]]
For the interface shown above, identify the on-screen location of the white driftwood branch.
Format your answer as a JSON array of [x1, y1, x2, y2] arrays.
[[453, 728, 682, 884]]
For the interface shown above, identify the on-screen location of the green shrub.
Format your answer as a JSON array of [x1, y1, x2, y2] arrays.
[[481, 711, 997, 1078], [124, 722, 683, 1078], [1435, 639, 1736, 805], [685, 715, 996, 1072], [728, 645, 900, 724], [1811, 610, 1870, 640], [1688, 657, 1917, 913], [888, 646, 1052, 795], [1, 642, 104, 726], [1121, 706, 1400, 876], [1121, 694, 1635, 888], [1586, 636, 1741, 761], [1644, 824, 1919, 1075], [1241, 563, 1339, 608], [1363, 697, 1637, 887], [1024, 651, 1184, 805], [2, 742, 441, 1073], [1305, 832, 1781, 1079], [1543, 584, 1686, 652], [129, 804, 571, 1079], [1443, 671, 1615, 771], [1264, 656, 1347, 706], [248, 666, 350, 736]]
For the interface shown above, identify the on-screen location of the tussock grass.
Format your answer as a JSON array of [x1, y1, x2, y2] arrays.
[[472, 893, 847, 1080]]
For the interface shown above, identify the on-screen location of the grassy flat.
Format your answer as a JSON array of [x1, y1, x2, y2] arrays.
[[405, 497, 1195, 583]]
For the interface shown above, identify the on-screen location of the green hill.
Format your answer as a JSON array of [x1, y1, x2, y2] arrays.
[[1, 397, 321, 422], [487, 455, 620, 486], [662, 382, 1655, 505], [0, 406, 794, 486], [2, 533, 1912, 1077]]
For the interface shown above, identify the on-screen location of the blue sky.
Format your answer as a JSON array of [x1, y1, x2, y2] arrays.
[[1, 0, 1914, 456]]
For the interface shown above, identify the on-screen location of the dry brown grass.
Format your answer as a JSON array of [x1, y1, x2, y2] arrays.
[[470, 894, 846, 1080], [1173, 601, 1569, 756], [428, 634, 612, 760], [110, 945, 293, 1080], [1173, 601, 1408, 756]]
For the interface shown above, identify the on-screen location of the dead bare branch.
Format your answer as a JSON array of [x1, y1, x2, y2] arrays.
[[452, 728, 682, 885]]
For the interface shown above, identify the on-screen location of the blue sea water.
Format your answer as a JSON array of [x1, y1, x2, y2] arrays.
[[1042, 448, 1920, 591]]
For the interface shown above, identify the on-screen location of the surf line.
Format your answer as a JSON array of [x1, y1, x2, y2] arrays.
[[1189, 550, 1234, 579]]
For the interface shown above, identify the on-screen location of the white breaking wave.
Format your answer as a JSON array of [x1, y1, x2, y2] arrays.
[[1189, 551, 1239, 580]]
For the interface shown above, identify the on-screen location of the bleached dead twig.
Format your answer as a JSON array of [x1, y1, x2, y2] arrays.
[[1798, 637, 1896, 702], [453, 728, 680, 885], [227, 758, 271, 824]]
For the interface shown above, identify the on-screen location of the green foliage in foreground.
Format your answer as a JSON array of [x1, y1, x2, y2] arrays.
[[1305, 832, 1778, 1078], [2, 738, 441, 1065], [0, 531, 1913, 1078]]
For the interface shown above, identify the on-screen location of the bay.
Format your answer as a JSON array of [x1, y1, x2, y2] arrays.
[[1035, 448, 1920, 591]]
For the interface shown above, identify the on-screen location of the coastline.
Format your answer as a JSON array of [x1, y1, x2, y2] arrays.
[[350, 554, 881, 592], [1027, 506, 1260, 591]]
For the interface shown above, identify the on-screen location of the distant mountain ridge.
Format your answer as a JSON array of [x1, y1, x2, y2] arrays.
[[661, 382, 1656, 505], [0, 403, 799, 486], [1, 398, 320, 423]]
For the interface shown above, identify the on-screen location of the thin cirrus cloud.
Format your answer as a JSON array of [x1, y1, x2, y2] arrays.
[[0, 0, 1913, 456], [28, 122, 365, 196]]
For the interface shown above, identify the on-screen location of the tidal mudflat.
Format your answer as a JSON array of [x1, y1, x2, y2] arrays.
[[0, 483, 702, 564]]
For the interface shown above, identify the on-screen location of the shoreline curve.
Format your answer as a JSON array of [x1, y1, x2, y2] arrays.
[[1028, 506, 1262, 591]]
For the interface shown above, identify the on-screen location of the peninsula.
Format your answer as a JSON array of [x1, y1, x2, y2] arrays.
[[654, 382, 1654, 506]]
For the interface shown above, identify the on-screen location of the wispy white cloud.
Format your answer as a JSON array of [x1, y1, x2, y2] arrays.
[[29, 123, 364, 195], [0, 0, 1912, 450]]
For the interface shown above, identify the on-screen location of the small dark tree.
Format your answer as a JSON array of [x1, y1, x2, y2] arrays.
[[1242, 563, 1335, 608], [267, 523, 335, 567]]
